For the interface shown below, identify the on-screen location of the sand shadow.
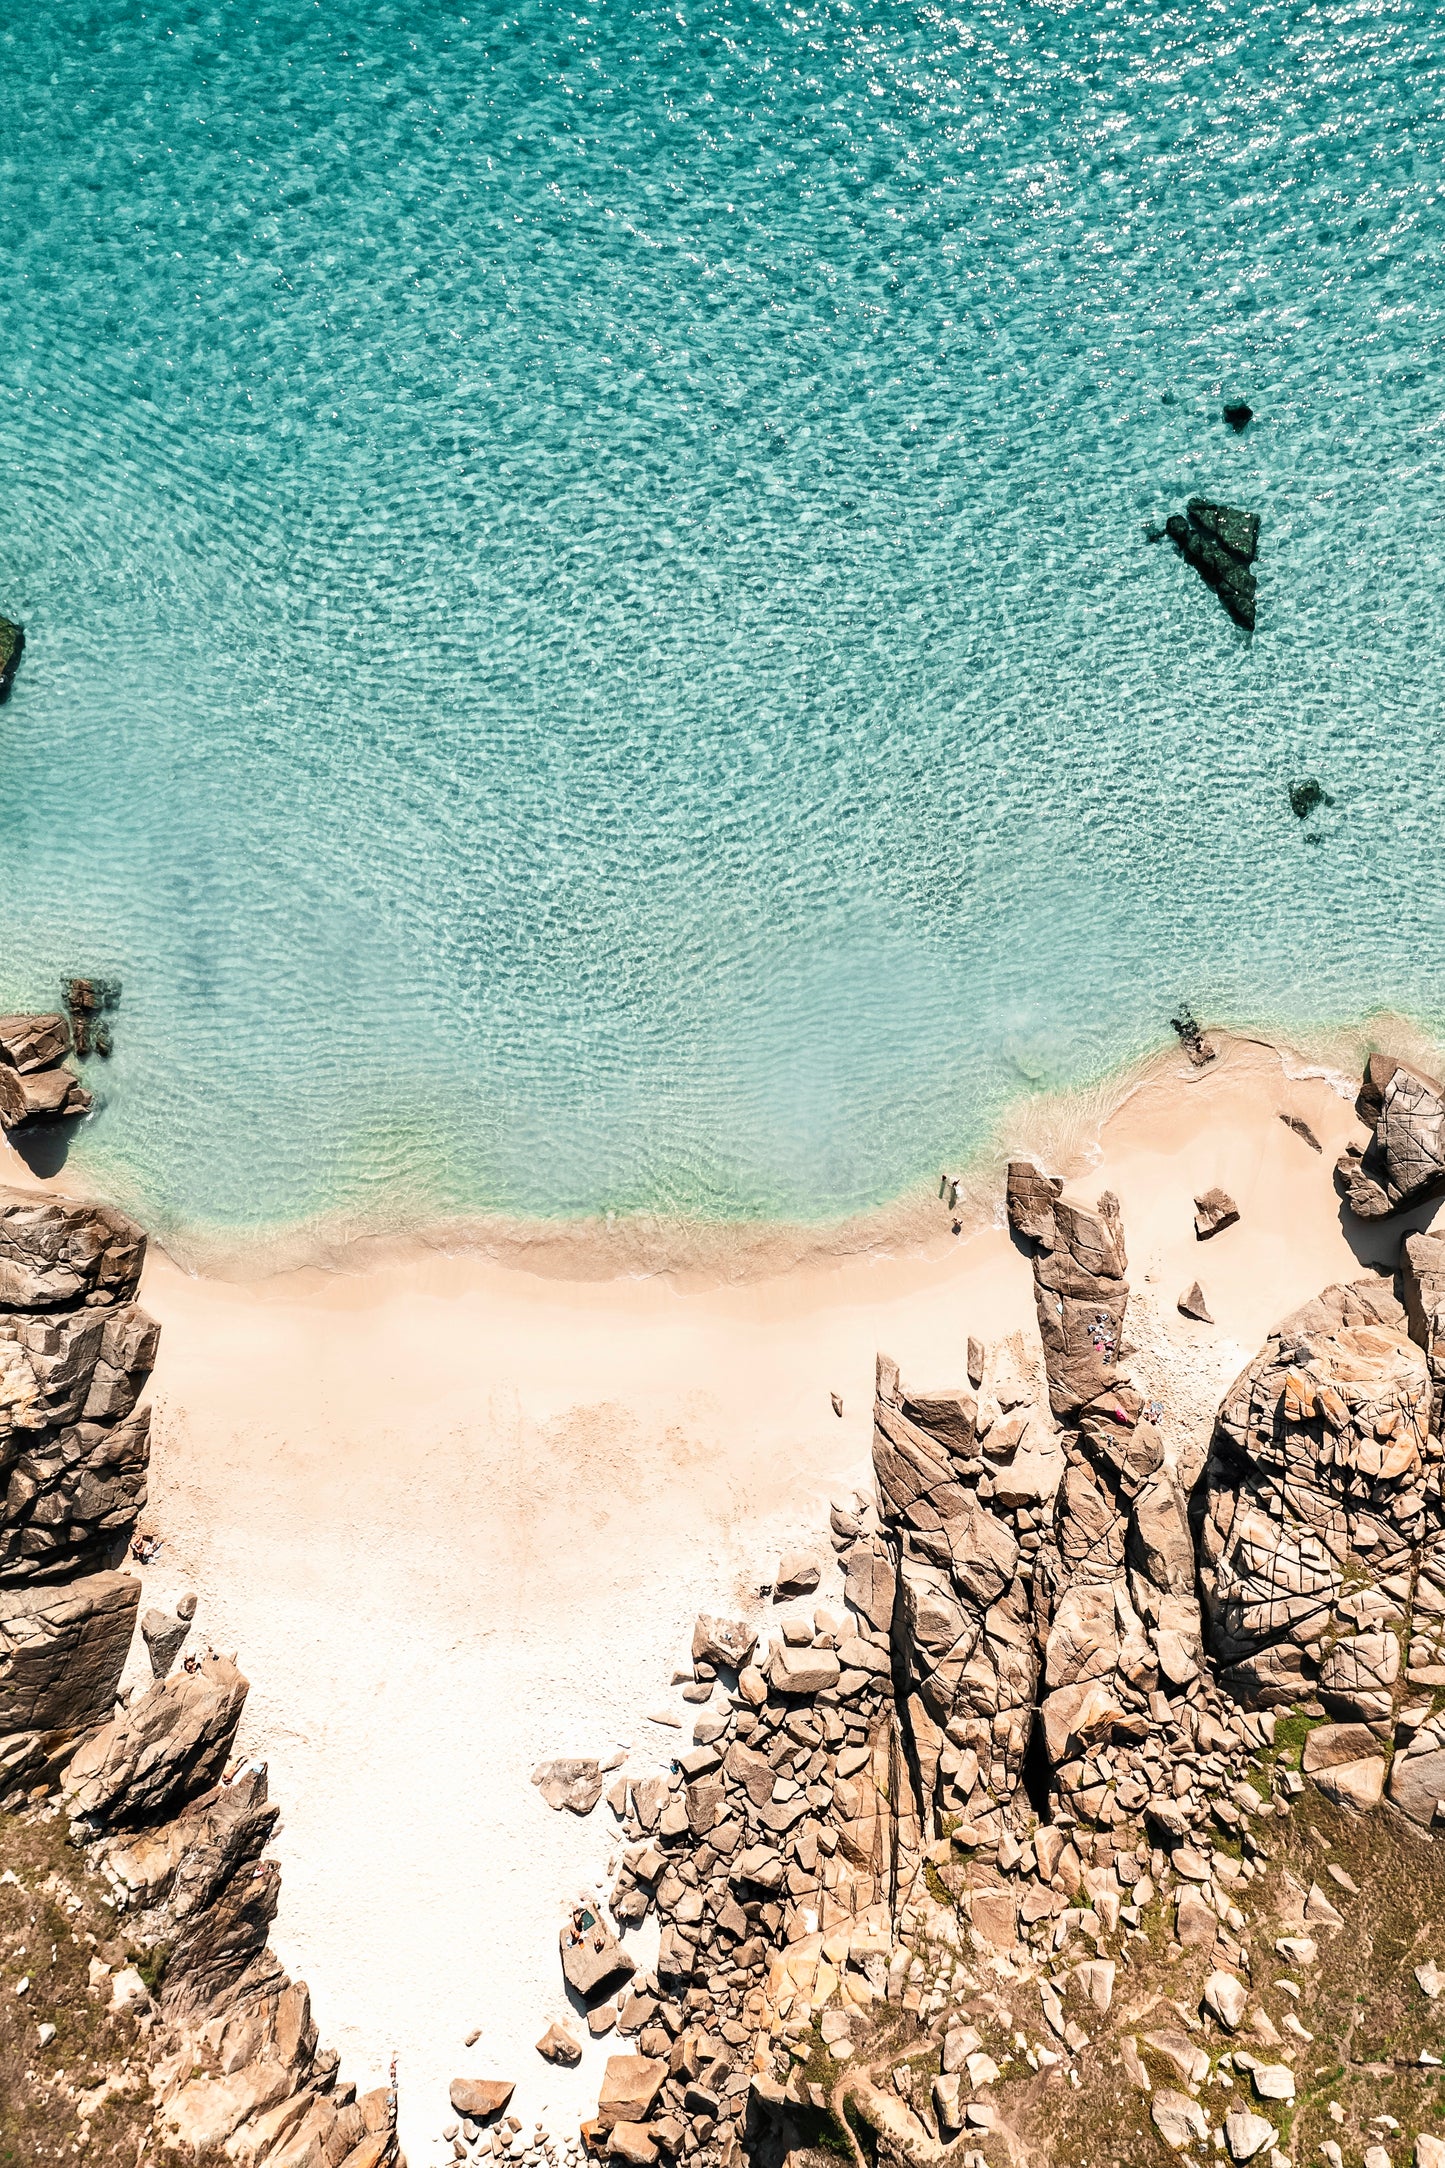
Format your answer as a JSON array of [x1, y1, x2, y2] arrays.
[[1335, 1181, 1445, 1275], [7, 1118, 79, 1178]]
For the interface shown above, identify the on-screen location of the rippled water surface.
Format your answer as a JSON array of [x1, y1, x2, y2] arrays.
[[0, 0, 1442, 1241]]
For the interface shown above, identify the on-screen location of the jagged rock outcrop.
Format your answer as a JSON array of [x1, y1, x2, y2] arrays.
[[0, 1567, 140, 1735], [0, 1188, 146, 1309], [873, 1342, 1055, 1842], [0, 1186, 404, 2168], [1165, 498, 1260, 631], [62, 1652, 250, 1829], [0, 1187, 156, 1588], [1005, 1163, 1128, 1420], [1337, 1052, 1445, 1219]]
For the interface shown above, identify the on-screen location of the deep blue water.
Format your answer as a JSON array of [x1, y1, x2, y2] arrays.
[[0, 0, 1442, 1242]]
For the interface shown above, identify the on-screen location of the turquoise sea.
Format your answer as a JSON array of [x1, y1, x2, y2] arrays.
[[0, 0, 1442, 1248]]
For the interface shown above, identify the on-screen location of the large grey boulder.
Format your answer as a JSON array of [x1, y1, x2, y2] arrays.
[[102, 1764, 282, 2020], [62, 1654, 249, 1831], [1005, 1165, 1128, 1418], [1337, 1055, 1445, 1219], [0, 1015, 70, 1072], [0, 1408, 151, 1582], [0, 1191, 146, 1310], [0, 1569, 139, 1733], [1199, 1278, 1436, 1704], [141, 1604, 192, 1679], [0, 1065, 92, 1130]]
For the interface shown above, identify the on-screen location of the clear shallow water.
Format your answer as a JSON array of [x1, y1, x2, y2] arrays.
[[0, 0, 1442, 1244]]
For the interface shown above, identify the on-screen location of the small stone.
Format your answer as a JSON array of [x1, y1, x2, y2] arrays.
[[1274, 1936, 1317, 1967], [532, 1760, 605, 1815], [769, 1643, 840, 1695], [608, 2128, 658, 2166], [1194, 1187, 1240, 1240], [774, 1553, 820, 1599], [1416, 2137, 1445, 2168], [451, 2081, 516, 2121], [1251, 2065, 1294, 2102], [1177, 1283, 1213, 1323], [537, 2023, 582, 2066], [1304, 1883, 1344, 1928], [830, 1392, 843, 1418], [588, 2005, 618, 2037], [1415, 1961, 1444, 1999], [36, 2022, 55, 2046]]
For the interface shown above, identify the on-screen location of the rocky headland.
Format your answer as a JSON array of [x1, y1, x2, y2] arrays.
[[9, 1030, 1445, 2168], [0, 1171, 403, 2168], [470, 1044, 1445, 2168]]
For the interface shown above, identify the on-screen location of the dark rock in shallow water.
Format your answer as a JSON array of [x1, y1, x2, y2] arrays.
[[1222, 401, 1254, 431], [0, 618, 23, 704], [1170, 1005, 1216, 1068], [1289, 776, 1333, 820], [1188, 498, 1259, 562], [1165, 497, 1259, 630], [65, 975, 121, 1059]]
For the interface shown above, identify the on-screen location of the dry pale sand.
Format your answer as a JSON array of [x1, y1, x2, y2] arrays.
[[7, 1035, 1428, 2163]]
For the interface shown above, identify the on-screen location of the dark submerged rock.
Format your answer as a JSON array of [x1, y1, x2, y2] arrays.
[[0, 618, 23, 704], [1222, 401, 1254, 431], [1289, 776, 1333, 820], [1165, 497, 1259, 631]]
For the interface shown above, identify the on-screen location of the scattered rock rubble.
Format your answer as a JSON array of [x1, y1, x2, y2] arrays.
[[1338, 1053, 1445, 1221], [0, 1178, 403, 2167]]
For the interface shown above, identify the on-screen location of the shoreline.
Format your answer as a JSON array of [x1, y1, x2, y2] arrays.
[[49, 1024, 1435, 2163], [23, 1015, 1445, 1289]]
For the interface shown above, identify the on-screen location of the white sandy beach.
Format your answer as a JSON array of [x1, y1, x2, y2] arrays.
[[7, 1034, 1426, 2163]]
